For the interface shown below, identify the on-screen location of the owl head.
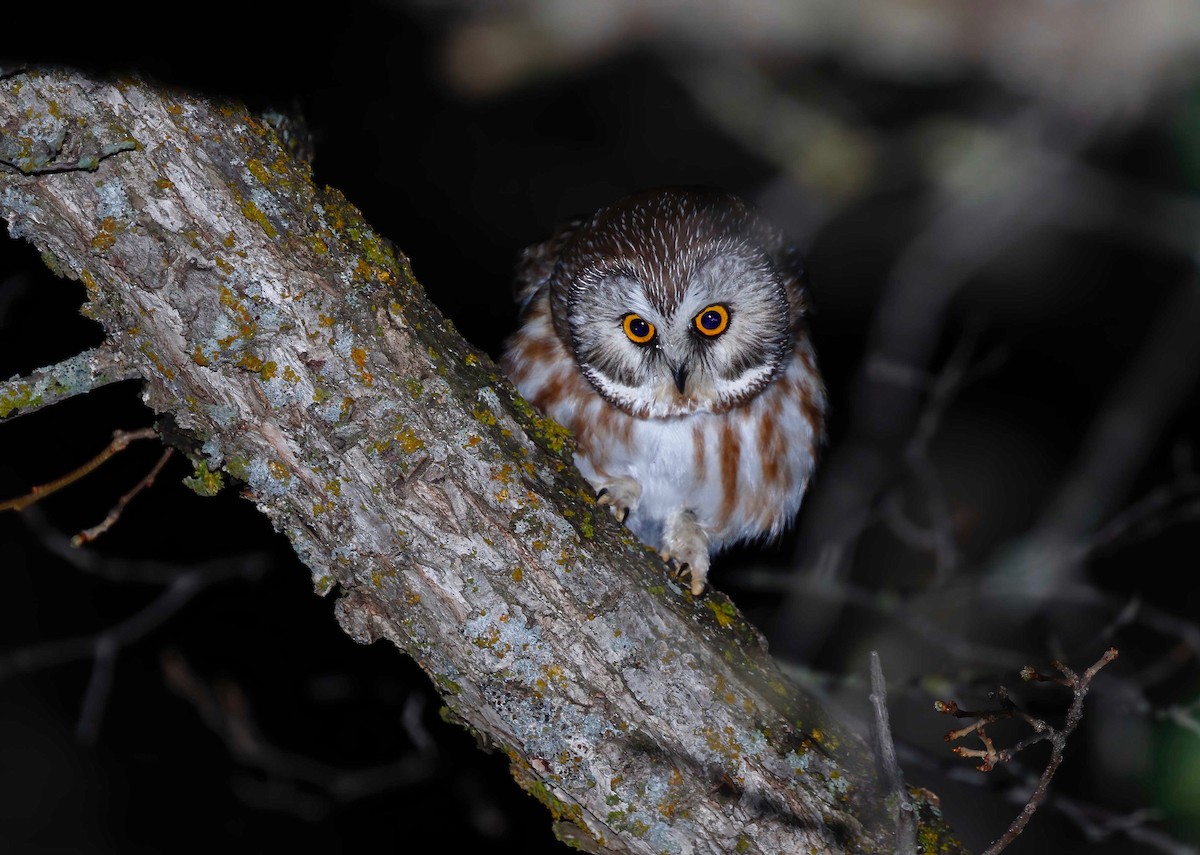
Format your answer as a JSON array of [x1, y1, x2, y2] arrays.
[[540, 187, 804, 418]]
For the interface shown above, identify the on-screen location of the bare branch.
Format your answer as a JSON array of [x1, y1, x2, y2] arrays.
[[0, 547, 273, 743], [161, 650, 437, 808], [987, 278, 1200, 603], [868, 652, 916, 855], [0, 127, 136, 175], [936, 649, 1119, 855], [0, 344, 138, 421], [0, 427, 159, 511], [71, 446, 174, 545]]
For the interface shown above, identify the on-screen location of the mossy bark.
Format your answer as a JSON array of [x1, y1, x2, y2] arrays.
[[0, 68, 966, 855]]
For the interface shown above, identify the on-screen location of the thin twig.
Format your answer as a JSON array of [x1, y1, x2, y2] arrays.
[[936, 649, 1120, 855], [72, 446, 175, 545], [0, 427, 159, 512]]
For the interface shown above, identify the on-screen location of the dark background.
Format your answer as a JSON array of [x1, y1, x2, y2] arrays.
[[2, 3, 1200, 853]]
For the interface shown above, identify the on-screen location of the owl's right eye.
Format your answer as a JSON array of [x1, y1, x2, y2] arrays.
[[622, 313, 656, 345]]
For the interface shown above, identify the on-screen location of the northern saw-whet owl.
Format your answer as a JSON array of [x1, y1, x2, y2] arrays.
[[501, 187, 826, 596]]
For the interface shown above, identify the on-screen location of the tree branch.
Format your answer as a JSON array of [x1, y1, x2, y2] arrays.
[[0, 67, 963, 854], [0, 343, 138, 419]]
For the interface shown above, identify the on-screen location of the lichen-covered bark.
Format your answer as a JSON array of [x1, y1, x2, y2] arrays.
[[0, 68, 964, 854]]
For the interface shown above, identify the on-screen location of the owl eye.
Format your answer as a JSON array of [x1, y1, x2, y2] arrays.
[[694, 304, 730, 337], [622, 313, 656, 345]]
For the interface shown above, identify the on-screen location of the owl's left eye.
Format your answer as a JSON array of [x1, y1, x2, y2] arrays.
[[694, 304, 730, 337]]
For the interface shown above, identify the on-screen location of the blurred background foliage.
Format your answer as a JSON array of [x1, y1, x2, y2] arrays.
[[2, 2, 1200, 852]]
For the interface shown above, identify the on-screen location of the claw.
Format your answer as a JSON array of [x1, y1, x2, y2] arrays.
[[593, 477, 641, 529], [658, 552, 687, 580], [657, 551, 707, 596], [597, 486, 632, 523], [676, 565, 704, 596]]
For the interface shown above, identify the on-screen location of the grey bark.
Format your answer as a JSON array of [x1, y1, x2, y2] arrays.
[[0, 68, 962, 854]]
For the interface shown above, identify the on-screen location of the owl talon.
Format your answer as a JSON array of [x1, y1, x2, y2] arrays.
[[672, 563, 707, 596], [679, 566, 708, 597], [661, 509, 711, 596], [596, 488, 624, 521], [594, 477, 641, 527], [657, 552, 707, 596]]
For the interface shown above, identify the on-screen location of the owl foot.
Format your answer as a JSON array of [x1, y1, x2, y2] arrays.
[[658, 551, 710, 597], [596, 476, 641, 525], [661, 510, 710, 596]]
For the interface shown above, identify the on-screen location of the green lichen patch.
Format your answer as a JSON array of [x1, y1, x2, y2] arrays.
[[241, 199, 278, 239], [706, 598, 738, 629], [510, 393, 575, 459], [224, 455, 251, 483], [183, 460, 224, 496], [911, 787, 966, 854], [505, 750, 600, 848], [0, 382, 43, 418], [39, 248, 69, 278]]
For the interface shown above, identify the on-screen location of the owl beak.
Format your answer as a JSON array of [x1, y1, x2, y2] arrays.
[[673, 364, 689, 395]]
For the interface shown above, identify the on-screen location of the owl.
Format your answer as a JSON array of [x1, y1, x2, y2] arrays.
[[501, 187, 826, 596]]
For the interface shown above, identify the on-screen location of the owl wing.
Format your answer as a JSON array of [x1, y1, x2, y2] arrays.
[[513, 218, 583, 314]]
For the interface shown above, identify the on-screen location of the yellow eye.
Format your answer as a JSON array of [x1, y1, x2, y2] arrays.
[[694, 305, 729, 337], [623, 313, 656, 345]]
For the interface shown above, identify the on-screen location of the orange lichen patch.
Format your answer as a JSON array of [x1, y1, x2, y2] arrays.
[[237, 353, 264, 373], [491, 463, 515, 484], [657, 768, 688, 819], [350, 347, 373, 386], [138, 342, 174, 380], [395, 427, 424, 454], [218, 285, 258, 342], [90, 216, 118, 252]]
